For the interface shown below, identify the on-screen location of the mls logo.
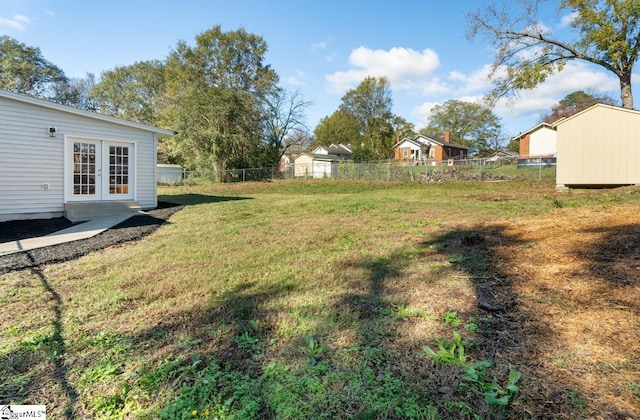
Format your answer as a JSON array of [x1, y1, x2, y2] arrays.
[[0, 406, 13, 420], [0, 405, 46, 419]]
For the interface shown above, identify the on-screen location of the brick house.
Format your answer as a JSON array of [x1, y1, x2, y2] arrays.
[[394, 132, 469, 165]]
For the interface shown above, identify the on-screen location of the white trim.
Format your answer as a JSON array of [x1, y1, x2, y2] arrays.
[[152, 133, 158, 200], [63, 134, 69, 204], [64, 135, 137, 202]]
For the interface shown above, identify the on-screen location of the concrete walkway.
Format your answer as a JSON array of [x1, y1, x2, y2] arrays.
[[0, 213, 138, 256]]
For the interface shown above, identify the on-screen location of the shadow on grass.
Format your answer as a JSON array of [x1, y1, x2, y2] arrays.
[[0, 254, 78, 419], [578, 223, 640, 290], [158, 194, 252, 207], [423, 223, 640, 418], [130, 280, 294, 376]]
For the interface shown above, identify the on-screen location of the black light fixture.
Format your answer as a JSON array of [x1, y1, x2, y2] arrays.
[[48, 126, 57, 137]]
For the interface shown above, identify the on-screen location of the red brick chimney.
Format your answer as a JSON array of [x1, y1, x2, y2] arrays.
[[444, 131, 450, 143]]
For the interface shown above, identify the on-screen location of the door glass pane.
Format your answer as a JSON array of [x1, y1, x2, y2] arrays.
[[73, 142, 97, 196], [108, 145, 130, 195]]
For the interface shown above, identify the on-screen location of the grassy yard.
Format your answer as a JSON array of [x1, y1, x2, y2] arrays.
[[1, 180, 639, 419]]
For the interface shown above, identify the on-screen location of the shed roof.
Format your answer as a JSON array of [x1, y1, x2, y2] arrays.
[[295, 152, 343, 162], [552, 103, 640, 128], [313, 144, 352, 155], [0, 89, 176, 138]]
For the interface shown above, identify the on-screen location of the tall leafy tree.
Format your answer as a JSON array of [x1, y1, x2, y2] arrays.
[[0, 36, 67, 99], [170, 87, 263, 170], [391, 115, 416, 142], [52, 73, 98, 110], [339, 76, 395, 158], [542, 90, 616, 122], [420, 100, 502, 152], [313, 110, 362, 147], [165, 25, 277, 97], [164, 25, 279, 171], [92, 60, 166, 126], [262, 87, 311, 164], [468, 0, 640, 108]]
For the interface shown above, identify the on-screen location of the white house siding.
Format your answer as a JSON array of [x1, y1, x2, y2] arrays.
[[0, 99, 65, 220], [398, 140, 422, 153], [556, 104, 640, 186], [0, 92, 169, 221], [529, 127, 557, 157]]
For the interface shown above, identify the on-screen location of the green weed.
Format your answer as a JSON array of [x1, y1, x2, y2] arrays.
[[394, 303, 429, 320], [442, 310, 462, 327], [423, 331, 467, 365], [464, 317, 479, 332], [625, 382, 640, 398], [235, 332, 260, 349], [160, 359, 261, 419], [462, 362, 521, 406], [569, 388, 587, 413], [299, 335, 327, 366]]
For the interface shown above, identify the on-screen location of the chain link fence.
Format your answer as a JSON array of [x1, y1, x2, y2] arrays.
[[158, 156, 556, 185]]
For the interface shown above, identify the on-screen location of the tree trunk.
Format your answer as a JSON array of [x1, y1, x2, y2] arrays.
[[620, 73, 633, 109]]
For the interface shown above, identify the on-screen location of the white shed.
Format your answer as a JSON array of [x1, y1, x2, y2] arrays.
[[293, 153, 341, 178], [512, 122, 557, 158], [0, 90, 175, 222], [555, 103, 640, 188]]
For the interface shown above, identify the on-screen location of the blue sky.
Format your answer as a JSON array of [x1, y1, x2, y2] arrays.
[[0, 0, 628, 139]]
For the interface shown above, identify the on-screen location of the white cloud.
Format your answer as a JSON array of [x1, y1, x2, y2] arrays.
[[287, 69, 306, 86], [0, 14, 32, 31], [559, 12, 578, 28], [449, 64, 494, 95], [411, 101, 440, 129], [443, 60, 618, 121], [422, 78, 449, 95], [493, 61, 619, 118], [311, 41, 328, 52], [325, 46, 441, 94], [524, 21, 551, 36], [287, 76, 304, 86]]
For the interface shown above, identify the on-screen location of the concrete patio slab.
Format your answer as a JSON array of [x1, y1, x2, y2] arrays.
[[0, 212, 139, 256]]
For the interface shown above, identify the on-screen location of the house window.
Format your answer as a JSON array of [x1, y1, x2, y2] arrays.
[[446, 147, 451, 157], [429, 148, 435, 158], [403, 149, 408, 158]]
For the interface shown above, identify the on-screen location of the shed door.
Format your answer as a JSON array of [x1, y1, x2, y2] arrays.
[[67, 139, 134, 201]]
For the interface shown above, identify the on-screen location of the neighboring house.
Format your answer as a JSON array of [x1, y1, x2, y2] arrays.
[[278, 144, 306, 173], [485, 149, 519, 163], [0, 89, 175, 222], [555, 103, 640, 188], [293, 144, 352, 178], [394, 132, 469, 165], [313, 143, 352, 158], [511, 122, 557, 158]]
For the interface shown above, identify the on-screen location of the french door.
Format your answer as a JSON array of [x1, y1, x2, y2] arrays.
[[68, 138, 134, 201]]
